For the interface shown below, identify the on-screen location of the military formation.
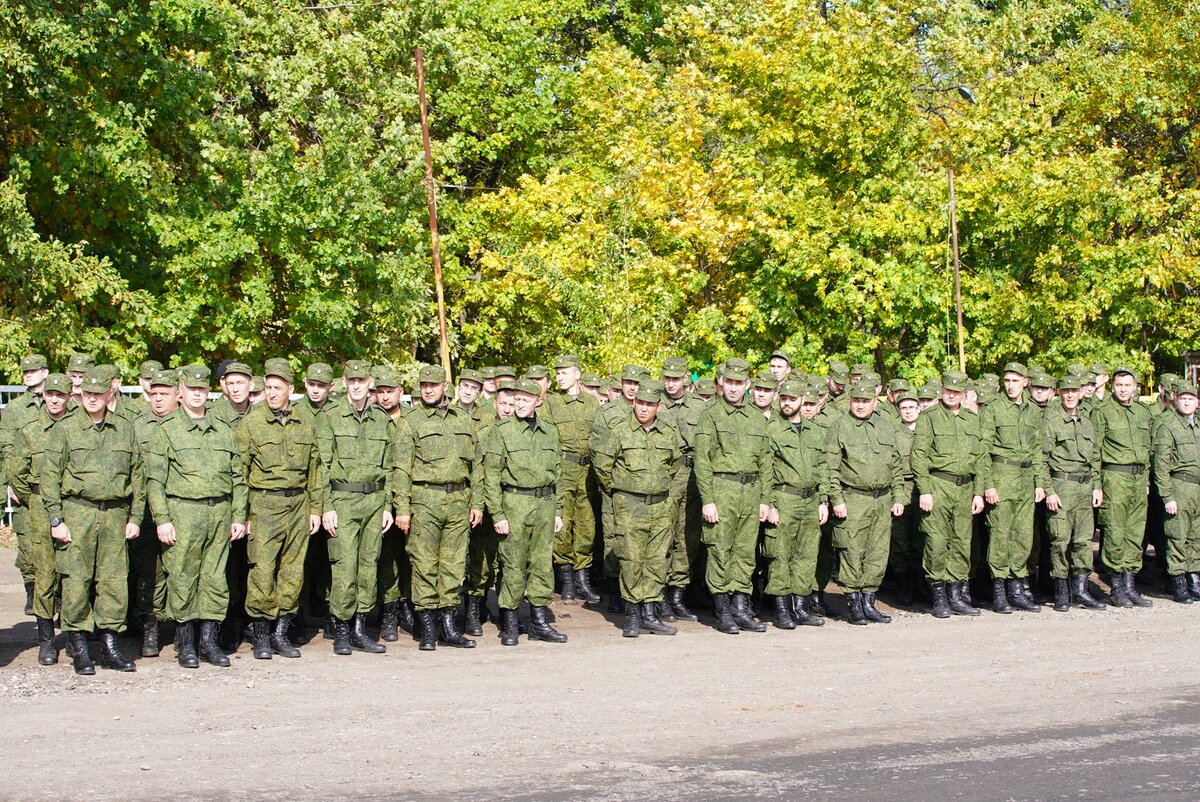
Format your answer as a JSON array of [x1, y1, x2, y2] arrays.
[[3, 350, 1198, 677]]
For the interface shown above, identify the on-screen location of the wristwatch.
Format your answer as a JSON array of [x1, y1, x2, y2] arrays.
[[49, 517, 63, 527]]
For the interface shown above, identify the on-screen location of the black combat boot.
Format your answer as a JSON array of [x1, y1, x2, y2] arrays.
[[1070, 574, 1104, 610], [791, 594, 824, 626], [811, 590, 837, 618], [436, 608, 475, 649], [1170, 574, 1194, 604], [1008, 578, 1040, 612], [896, 574, 915, 606], [622, 601, 642, 637], [36, 617, 57, 665], [992, 578, 1013, 614], [1108, 573, 1133, 608], [606, 580, 624, 613], [324, 614, 336, 641], [271, 616, 301, 658], [23, 582, 34, 616], [657, 587, 678, 623], [66, 631, 95, 675], [948, 582, 980, 616], [464, 595, 484, 637], [175, 620, 199, 668], [219, 614, 244, 652], [198, 621, 229, 666], [289, 608, 308, 645], [528, 606, 568, 643], [862, 592, 892, 623], [929, 580, 951, 619], [1052, 577, 1071, 612], [347, 613, 384, 653], [417, 609, 438, 650], [731, 593, 766, 632], [773, 595, 796, 630], [140, 614, 160, 657], [712, 593, 739, 634], [1018, 577, 1042, 608], [379, 601, 400, 642], [398, 600, 415, 635], [667, 586, 698, 621], [1187, 573, 1200, 600], [557, 564, 576, 600], [640, 601, 677, 635], [251, 619, 272, 659], [575, 570, 601, 603], [499, 608, 520, 646], [1124, 573, 1152, 607], [99, 630, 135, 672], [331, 618, 352, 655], [845, 592, 868, 625], [959, 580, 978, 609]]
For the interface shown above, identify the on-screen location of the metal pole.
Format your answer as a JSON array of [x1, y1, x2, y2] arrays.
[[948, 166, 966, 372], [415, 48, 452, 382]]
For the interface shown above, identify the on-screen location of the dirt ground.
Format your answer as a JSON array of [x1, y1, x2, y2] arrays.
[[2, 547, 1198, 801]]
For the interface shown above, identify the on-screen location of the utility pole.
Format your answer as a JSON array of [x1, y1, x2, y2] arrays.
[[947, 166, 966, 372], [415, 47, 452, 381]]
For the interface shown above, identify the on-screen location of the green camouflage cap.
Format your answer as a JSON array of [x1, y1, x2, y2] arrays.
[[480, 366, 498, 380], [941, 370, 969, 392], [895, 390, 919, 404], [661, 357, 689, 378], [777, 379, 807, 397], [553, 354, 581, 369], [861, 371, 882, 386], [418, 365, 447, 383], [619, 364, 650, 382], [1175, 381, 1199, 398], [751, 371, 777, 390], [726, 357, 752, 374], [635, 380, 665, 403], [980, 372, 1000, 385], [179, 364, 211, 389], [252, 375, 265, 393], [1002, 362, 1028, 377], [373, 365, 402, 387], [769, 349, 792, 365], [20, 354, 49, 372], [523, 364, 550, 380], [694, 379, 716, 395], [848, 381, 877, 399], [263, 358, 294, 384], [723, 362, 750, 382], [1030, 373, 1056, 389], [580, 372, 602, 388], [1160, 373, 1179, 386], [342, 360, 373, 380], [512, 378, 541, 396], [1112, 365, 1139, 382], [93, 363, 121, 383], [43, 373, 71, 393], [976, 385, 998, 404], [497, 379, 518, 392], [1090, 363, 1111, 376], [79, 368, 109, 394], [1067, 362, 1088, 378], [1083, 372, 1098, 385], [887, 378, 911, 393], [458, 368, 483, 386], [139, 360, 164, 380], [306, 362, 335, 383], [1057, 375, 1083, 390], [850, 363, 872, 376], [1027, 363, 1047, 376], [67, 353, 95, 373], [827, 360, 849, 383], [223, 361, 253, 379], [918, 383, 941, 399], [493, 365, 517, 379], [150, 368, 180, 387]]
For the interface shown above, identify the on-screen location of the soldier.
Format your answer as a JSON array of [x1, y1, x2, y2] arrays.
[[210, 361, 254, 425], [137, 360, 163, 400], [765, 380, 830, 628], [373, 365, 416, 640], [750, 372, 778, 418], [817, 361, 850, 424], [659, 357, 705, 621], [65, 353, 95, 400], [2, 353, 50, 615], [464, 383, 516, 636], [1152, 381, 1200, 604], [146, 365, 248, 668], [977, 363, 1045, 614], [7, 373, 73, 664], [889, 390, 923, 606], [524, 365, 551, 403], [297, 362, 336, 419], [297, 362, 337, 642], [394, 365, 480, 651], [694, 379, 716, 402], [43, 368, 146, 675], [1041, 375, 1104, 611], [693, 362, 770, 634], [911, 370, 985, 618], [580, 373, 605, 402], [917, 383, 941, 413], [1091, 363, 1111, 405], [542, 354, 601, 603], [825, 381, 907, 625], [482, 379, 567, 646], [767, 350, 792, 383], [454, 369, 487, 420], [1092, 366, 1153, 607], [237, 358, 323, 659]]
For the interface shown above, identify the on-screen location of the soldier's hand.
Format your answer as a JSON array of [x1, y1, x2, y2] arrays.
[[494, 519, 510, 535], [818, 503, 829, 525], [381, 510, 394, 532], [1046, 493, 1061, 512], [308, 514, 321, 535], [984, 488, 1000, 505], [701, 503, 719, 523], [1092, 488, 1103, 508], [832, 503, 847, 519], [51, 522, 71, 543], [1166, 500, 1179, 515], [397, 515, 411, 533], [757, 504, 770, 523], [1035, 487, 1046, 503], [554, 516, 563, 533], [230, 523, 246, 541], [125, 523, 140, 540], [469, 509, 483, 527], [157, 522, 177, 545], [919, 493, 934, 512], [891, 503, 905, 517], [322, 510, 338, 534], [971, 495, 985, 515], [766, 507, 779, 525]]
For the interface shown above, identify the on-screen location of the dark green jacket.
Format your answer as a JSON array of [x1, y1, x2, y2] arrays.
[[42, 409, 146, 523], [146, 410, 249, 524]]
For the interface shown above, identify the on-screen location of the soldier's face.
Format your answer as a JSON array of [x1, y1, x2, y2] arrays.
[[375, 385, 402, 411], [305, 380, 331, 404], [779, 395, 802, 418], [150, 385, 181, 416], [1176, 394, 1198, 417], [494, 391, 516, 419], [849, 396, 877, 419], [1003, 373, 1027, 401], [44, 390, 69, 416], [752, 387, 776, 410], [345, 376, 371, 404], [581, 384, 602, 400], [633, 398, 659, 426], [68, 371, 85, 390], [919, 397, 938, 411], [225, 373, 251, 404], [264, 377, 292, 410], [621, 380, 640, 402], [1059, 387, 1081, 412], [662, 376, 687, 398], [555, 367, 580, 392], [827, 377, 844, 396], [1031, 385, 1054, 404], [768, 359, 790, 381], [178, 385, 206, 415], [483, 378, 498, 395], [23, 368, 48, 389], [1112, 374, 1137, 404], [81, 391, 107, 414], [898, 400, 920, 424], [942, 388, 966, 409], [420, 381, 446, 405], [513, 391, 538, 418], [534, 376, 550, 395], [1081, 383, 1096, 398], [800, 400, 821, 419], [457, 380, 482, 406], [722, 378, 748, 405]]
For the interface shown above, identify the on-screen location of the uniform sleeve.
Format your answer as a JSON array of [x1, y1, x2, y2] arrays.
[[7, 426, 33, 501], [823, 421, 846, 508], [393, 418, 415, 518], [128, 429, 147, 526], [765, 423, 783, 510], [315, 412, 335, 513], [236, 417, 254, 483], [889, 429, 906, 507], [145, 425, 171, 524], [910, 413, 933, 496], [467, 425, 483, 512], [1091, 405, 1108, 466], [305, 424, 323, 517], [589, 415, 612, 492], [1153, 419, 1178, 505], [550, 426, 565, 517], [483, 425, 507, 522], [753, 416, 771, 508], [975, 405, 997, 494], [591, 425, 617, 491], [1087, 420, 1101, 491], [692, 408, 717, 506], [41, 424, 68, 521], [1040, 416, 1056, 490]]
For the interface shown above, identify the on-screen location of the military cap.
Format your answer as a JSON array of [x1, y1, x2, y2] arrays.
[[523, 364, 550, 380], [976, 385, 998, 404], [861, 371, 882, 387], [20, 354, 49, 372], [918, 382, 941, 399], [79, 368, 110, 394], [43, 373, 71, 393], [827, 360, 849, 383], [252, 376, 265, 393], [223, 361, 253, 379], [306, 362, 335, 383], [1002, 362, 1028, 377], [634, 380, 665, 403], [887, 378, 911, 393], [497, 379, 518, 392], [493, 365, 517, 379], [177, 364, 211, 388], [850, 363, 872, 376], [93, 364, 121, 383], [895, 390, 919, 404], [980, 372, 1000, 383], [726, 357, 752, 374], [458, 368, 483, 386], [553, 354, 581, 369], [848, 381, 877, 399], [694, 379, 716, 395], [751, 371, 778, 390], [580, 372, 602, 388], [1067, 362, 1088, 378], [512, 378, 541, 396], [418, 365, 447, 384], [1175, 381, 1199, 398], [1090, 363, 1111, 376], [723, 362, 751, 382], [1057, 375, 1083, 390], [342, 360, 373, 380], [148, 368, 179, 387], [480, 366, 498, 380], [67, 353, 95, 373], [373, 365, 402, 387], [777, 379, 806, 397], [263, 358, 294, 384], [138, 360, 164, 380], [661, 357, 689, 378], [769, 349, 792, 365], [1112, 365, 1139, 382], [1030, 373, 1056, 389], [619, 364, 650, 382], [1160, 372, 1179, 385], [941, 370, 969, 392]]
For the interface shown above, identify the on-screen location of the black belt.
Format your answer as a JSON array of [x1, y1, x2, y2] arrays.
[[1102, 463, 1145, 476], [1171, 472, 1200, 486], [930, 469, 973, 486], [714, 472, 758, 484], [841, 485, 890, 499], [502, 484, 554, 499], [412, 481, 466, 493], [65, 495, 130, 511], [681, 455, 695, 468], [563, 453, 592, 466], [252, 487, 305, 497], [991, 456, 1032, 469], [614, 489, 669, 505], [1050, 470, 1090, 484], [775, 484, 818, 499], [331, 481, 386, 494], [168, 494, 230, 506]]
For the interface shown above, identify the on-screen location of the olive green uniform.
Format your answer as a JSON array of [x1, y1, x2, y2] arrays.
[[543, 391, 600, 571], [208, 395, 253, 427], [1152, 410, 1200, 576], [1, 391, 45, 585], [591, 399, 636, 579], [977, 396, 1044, 579], [1092, 398, 1152, 573], [1040, 410, 1101, 577], [146, 412, 249, 621], [889, 422, 922, 583], [660, 393, 706, 588], [765, 414, 830, 596], [131, 409, 170, 621], [911, 403, 983, 582], [377, 412, 412, 608], [465, 415, 502, 599]]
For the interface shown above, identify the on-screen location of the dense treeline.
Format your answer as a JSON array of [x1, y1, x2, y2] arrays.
[[1, 0, 1197, 382]]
